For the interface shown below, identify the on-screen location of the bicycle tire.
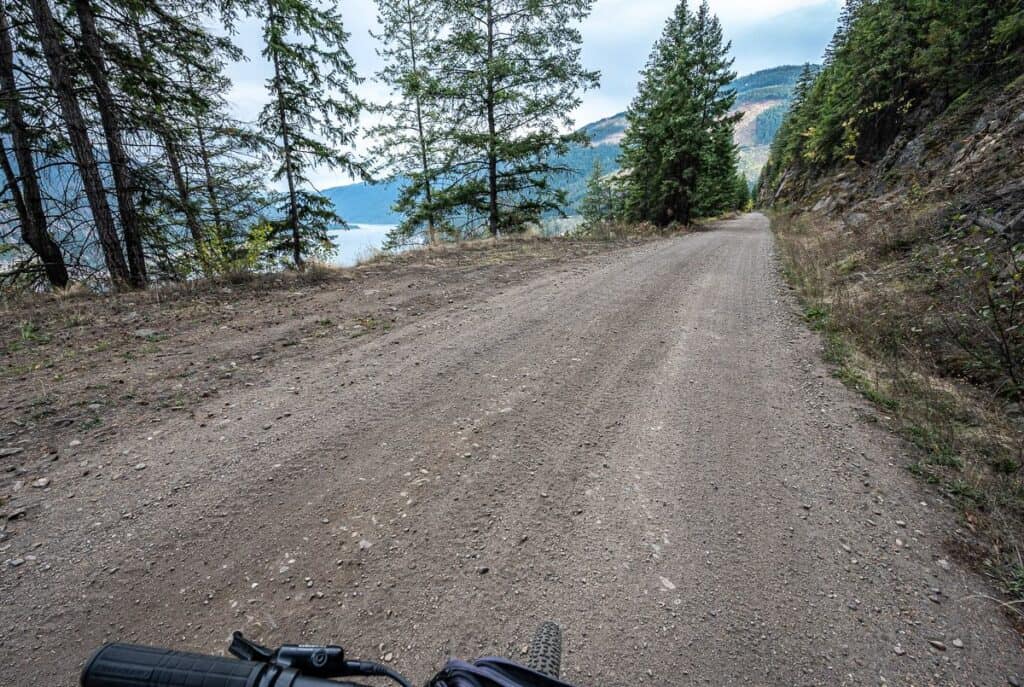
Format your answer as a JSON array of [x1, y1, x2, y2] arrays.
[[525, 621, 562, 679]]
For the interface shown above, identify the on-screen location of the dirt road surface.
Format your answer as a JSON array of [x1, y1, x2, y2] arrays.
[[1, 214, 1020, 685]]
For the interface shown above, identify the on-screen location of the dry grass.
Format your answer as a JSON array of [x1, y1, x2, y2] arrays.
[[571, 220, 692, 241], [773, 209, 1024, 617], [1, 235, 639, 363]]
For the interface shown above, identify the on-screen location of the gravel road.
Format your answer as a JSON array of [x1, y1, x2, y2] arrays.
[[1, 214, 1020, 685]]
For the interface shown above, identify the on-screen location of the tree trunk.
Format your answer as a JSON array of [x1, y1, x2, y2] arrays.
[[406, 1, 437, 244], [74, 0, 146, 287], [268, 3, 303, 270], [162, 131, 204, 246], [485, 0, 499, 238], [0, 0, 69, 288], [26, 0, 131, 287], [195, 125, 225, 241]]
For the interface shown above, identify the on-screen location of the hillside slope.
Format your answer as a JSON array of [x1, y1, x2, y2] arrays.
[[763, 69, 1024, 608], [326, 66, 807, 224]]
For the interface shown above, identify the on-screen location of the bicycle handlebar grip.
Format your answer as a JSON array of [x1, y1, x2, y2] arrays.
[[82, 644, 269, 687]]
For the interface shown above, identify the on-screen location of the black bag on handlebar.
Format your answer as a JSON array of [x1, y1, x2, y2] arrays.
[[430, 658, 580, 687]]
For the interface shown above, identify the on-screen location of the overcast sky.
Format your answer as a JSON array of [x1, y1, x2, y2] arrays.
[[224, 0, 842, 189]]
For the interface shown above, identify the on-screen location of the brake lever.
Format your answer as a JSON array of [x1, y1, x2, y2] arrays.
[[229, 632, 275, 663], [229, 631, 348, 678]]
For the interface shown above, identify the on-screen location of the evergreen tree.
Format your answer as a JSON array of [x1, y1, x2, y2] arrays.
[[435, 0, 600, 237], [824, 0, 864, 65], [369, 0, 450, 248], [72, 0, 148, 287], [256, 0, 364, 269], [6, 0, 292, 287], [125, 5, 234, 257], [123, 3, 266, 276], [619, 0, 739, 226], [579, 160, 618, 226], [691, 2, 741, 216], [733, 174, 751, 211]]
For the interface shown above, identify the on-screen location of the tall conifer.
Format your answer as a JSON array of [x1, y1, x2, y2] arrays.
[[620, 0, 739, 226], [257, 0, 364, 269], [434, 0, 600, 237], [369, 0, 450, 247]]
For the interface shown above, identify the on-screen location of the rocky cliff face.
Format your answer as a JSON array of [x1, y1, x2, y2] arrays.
[[764, 75, 1024, 227]]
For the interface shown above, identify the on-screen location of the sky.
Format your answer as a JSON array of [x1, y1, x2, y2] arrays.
[[224, 0, 842, 189]]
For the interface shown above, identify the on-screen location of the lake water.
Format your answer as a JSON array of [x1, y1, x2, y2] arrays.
[[328, 219, 581, 267], [328, 224, 396, 267]]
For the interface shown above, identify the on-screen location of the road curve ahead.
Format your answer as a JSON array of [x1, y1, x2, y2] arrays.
[[2, 214, 1020, 685]]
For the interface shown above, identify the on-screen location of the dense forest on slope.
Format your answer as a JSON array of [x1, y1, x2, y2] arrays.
[[761, 0, 1024, 606], [761, 2, 1023, 195]]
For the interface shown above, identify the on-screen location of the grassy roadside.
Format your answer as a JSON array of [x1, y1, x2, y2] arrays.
[[770, 210, 1024, 621]]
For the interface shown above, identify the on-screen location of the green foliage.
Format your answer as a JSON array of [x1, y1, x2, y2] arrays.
[[369, 0, 454, 249], [578, 160, 621, 226], [619, 0, 741, 226], [1005, 562, 1024, 601], [763, 0, 1024, 196], [327, 65, 812, 224], [426, 0, 600, 238], [993, 10, 1024, 47], [732, 174, 752, 211], [18, 321, 48, 344], [255, 0, 363, 268]]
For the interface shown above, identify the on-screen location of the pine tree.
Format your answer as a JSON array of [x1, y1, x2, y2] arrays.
[[824, 0, 864, 65], [763, 0, 1024, 202], [691, 1, 740, 216], [618, 1, 692, 225], [256, 0, 364, 269], [733, 174, 751, 211], [184, 81, 268, 273], [72, 0, 147, 287], [122, 3, 265, 275], [579, 160, 617, 226], [126, 5, 230, 256], [369, 0, 450, 247], [436, 0, 600, 237]]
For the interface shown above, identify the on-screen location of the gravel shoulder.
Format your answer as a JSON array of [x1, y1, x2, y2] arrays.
[[1, 215, 1020, 685]]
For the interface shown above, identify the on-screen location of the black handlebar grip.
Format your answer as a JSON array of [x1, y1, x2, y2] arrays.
[[82, 644, 270, 687]]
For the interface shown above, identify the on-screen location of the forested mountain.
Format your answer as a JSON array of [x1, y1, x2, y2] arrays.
[[761, 2, 1023, 201], [326, 65, 808, 224]]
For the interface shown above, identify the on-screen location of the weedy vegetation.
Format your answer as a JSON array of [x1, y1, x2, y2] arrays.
[[774, 210, 1024, 617]]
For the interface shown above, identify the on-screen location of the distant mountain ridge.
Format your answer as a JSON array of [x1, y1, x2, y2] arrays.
[[326, 65, 810, 224]]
